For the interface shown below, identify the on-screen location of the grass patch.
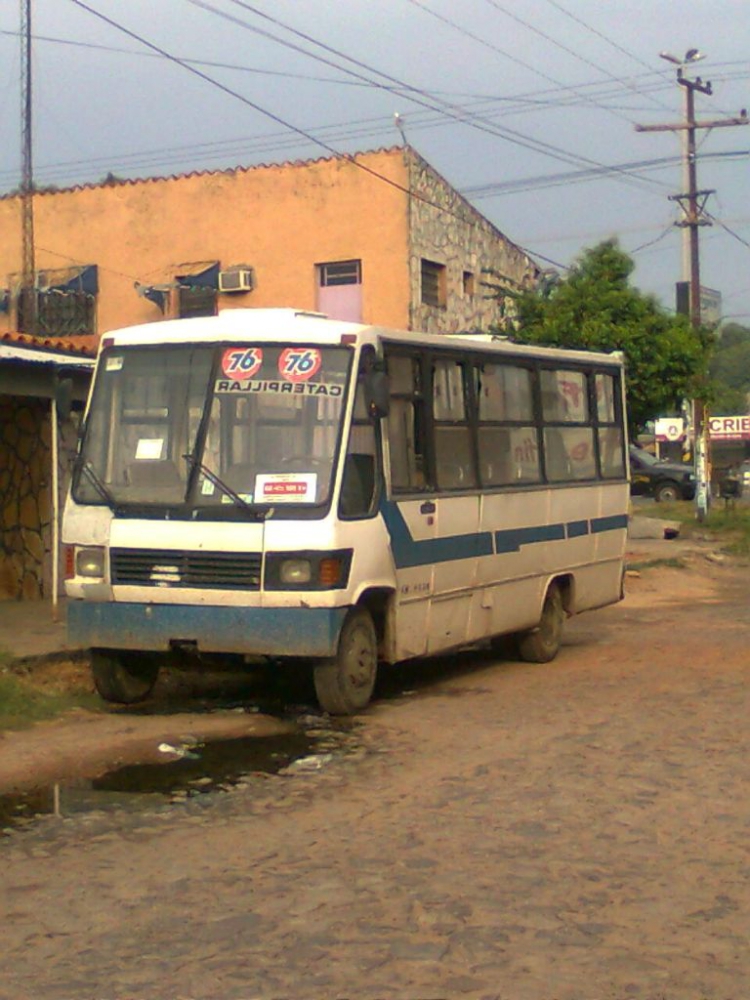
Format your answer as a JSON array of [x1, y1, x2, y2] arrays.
[[0, 652, 100, 732], [627, 557, 687, 572], [633, 502, 750, 555]]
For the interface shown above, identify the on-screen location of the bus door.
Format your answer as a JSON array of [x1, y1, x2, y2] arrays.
[[383, 352, 484, 659]]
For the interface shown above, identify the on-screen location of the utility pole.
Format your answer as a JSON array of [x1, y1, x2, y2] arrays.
[[20, 0, 36, 335], [636, 51, 748, 520]]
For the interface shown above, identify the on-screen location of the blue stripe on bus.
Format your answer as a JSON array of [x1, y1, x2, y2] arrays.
[[566, 520, 589, 538], [381, 502, 493, 569], [591, 513, 629, 533], [495, 523, 565, 553], [381, 502, 628, 570]]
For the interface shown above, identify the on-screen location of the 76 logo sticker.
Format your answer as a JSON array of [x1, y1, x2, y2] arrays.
[[221, 347, 263, 379], [278, 348, 321, 382]]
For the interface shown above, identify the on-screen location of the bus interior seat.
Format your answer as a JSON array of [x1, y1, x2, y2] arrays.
[[224, 463, 256, 492], [437, 461, 466, 490], [340, 453, 375, 516], [126, 460, 181, 487]]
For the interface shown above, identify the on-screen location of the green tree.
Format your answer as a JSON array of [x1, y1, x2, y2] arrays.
[[708, 323, 750, 414], [501, 240, 709, 433]]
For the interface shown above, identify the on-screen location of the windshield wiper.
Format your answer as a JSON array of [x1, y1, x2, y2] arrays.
[[80, 460, 120, 512], [182, 454, 273, 517]]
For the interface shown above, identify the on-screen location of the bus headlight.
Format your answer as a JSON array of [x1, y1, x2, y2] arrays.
[[280, 559, 312, 585], [75, 546, 105, 579], [265, 550, 353, 590]]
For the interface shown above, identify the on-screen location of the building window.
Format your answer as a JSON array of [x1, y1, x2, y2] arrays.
[[176, 263, 219, 319], [421, 259, 446, 308], [16, 265, 99, 336], [316, 259, 362, 322], [463, 270, 475, 296], [318, 260, 361, 286], [178, 285, 217, 319]]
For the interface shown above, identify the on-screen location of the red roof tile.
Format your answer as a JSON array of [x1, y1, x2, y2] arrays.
[[0, 146, 406, 201], [0, 330, 97, 357]]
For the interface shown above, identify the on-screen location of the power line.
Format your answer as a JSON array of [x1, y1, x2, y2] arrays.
[[479, 0, 648, 125], [0, 22, 703, 189], [404, 0, 650, 129], [706, 211, 750, 251], [539, 0, 675, 113], [61, 0, 533, 244], [187, 0, 669, 194], [629, 224, 675, 255], [463, 155, 684, 199], [0, 28, 372, 87], [463, 149, 750, 200]]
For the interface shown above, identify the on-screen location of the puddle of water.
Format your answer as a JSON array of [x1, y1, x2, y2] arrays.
[[0, 727, 349, 834]]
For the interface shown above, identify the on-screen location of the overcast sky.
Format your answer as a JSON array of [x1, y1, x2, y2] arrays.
[[1, 0, 748, 322]]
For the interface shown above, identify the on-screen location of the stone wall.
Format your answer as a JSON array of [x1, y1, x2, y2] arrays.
[[407, 150, 539, 335], [0, 397, 77, 600]]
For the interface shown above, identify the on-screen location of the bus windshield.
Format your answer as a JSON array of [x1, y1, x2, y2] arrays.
[[72, 343, 352, 511]]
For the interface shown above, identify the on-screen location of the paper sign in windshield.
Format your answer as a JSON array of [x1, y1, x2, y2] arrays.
[[255, 473, 317, 503], [135, 438, 164, 460]]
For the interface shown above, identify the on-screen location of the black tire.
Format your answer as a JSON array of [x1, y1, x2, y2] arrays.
[[655, 481, 680, 503], [313, 607, 377, 715], [517, 584, 565, 664], [91, 649, 159, 704]]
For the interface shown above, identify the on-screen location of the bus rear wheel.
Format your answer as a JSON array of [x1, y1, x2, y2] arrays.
[[91, 649, 159, 704], [517, 584, 565, 663], [313, 608, 377, 715]]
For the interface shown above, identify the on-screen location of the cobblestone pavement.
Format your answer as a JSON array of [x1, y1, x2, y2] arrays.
[[2, 557, 750, 1000]]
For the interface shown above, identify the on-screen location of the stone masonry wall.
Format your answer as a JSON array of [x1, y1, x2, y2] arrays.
[[0, 397, 78, 601], [407, 150, 539, 335]]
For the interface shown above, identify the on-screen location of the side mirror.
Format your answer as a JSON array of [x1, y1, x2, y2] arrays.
[[364, 369, 390, 420], [55, 377, 73, 420]]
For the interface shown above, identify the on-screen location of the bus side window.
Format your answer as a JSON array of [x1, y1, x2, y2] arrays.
[[386, 353, 428, 491], [433, 358, 476, 491]]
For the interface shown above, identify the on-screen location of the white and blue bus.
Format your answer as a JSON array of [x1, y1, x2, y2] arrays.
[[63, 308, 629, 714]]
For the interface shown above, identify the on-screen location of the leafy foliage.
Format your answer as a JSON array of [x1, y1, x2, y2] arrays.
[[501, 241, 710, 432], [708, 323, 750, 414]]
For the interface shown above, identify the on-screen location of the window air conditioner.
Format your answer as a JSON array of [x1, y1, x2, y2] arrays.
[[218, 267, 255, 293]]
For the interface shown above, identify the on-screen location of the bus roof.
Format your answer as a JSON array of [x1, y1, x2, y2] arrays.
[[99, 308, 624, 368]]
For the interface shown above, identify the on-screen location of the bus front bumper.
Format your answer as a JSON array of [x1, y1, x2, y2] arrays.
[[67, 601, 348, 658]]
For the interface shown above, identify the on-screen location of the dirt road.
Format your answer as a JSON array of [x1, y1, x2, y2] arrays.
[[1, 545, 749, 999]]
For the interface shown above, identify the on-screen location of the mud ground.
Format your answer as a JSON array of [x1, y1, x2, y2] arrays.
[[1, 542, 749, 999]]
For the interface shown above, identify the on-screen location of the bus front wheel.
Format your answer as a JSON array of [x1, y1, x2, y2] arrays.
[[313, 608, 377, 715], [517, 584, 565, 663], [91, 649, 159, 704]]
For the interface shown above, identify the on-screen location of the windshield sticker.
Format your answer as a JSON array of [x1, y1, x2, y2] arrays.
[[221, 347, 263, 380], [135, 438, 164, 460], [200, 479, 215, 495], [105, 355, 124, 371], [278, 347, 322, 383], [222, 492, 253, 504], [215, 378, 342, 397], [255, 473, 317, 503]]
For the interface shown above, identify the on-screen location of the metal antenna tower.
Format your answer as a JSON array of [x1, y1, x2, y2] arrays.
[[20, 0, 36, 334]]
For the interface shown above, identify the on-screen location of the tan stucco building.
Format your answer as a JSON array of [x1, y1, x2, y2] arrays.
[[0, 146, 537, 342]]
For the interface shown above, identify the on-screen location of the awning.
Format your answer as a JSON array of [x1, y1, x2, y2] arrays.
[[47, 265, 99, 296], [176, 262, 219, 289]]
